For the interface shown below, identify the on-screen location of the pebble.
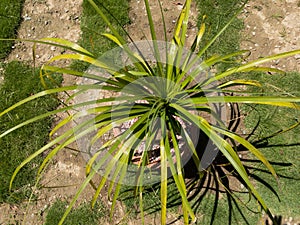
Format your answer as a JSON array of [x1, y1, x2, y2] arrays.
[[24, 16, 31, 21], [50, 46, 56, 51]]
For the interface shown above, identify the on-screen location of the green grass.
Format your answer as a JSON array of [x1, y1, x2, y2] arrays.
[[0, 61, 62, 203], [242, 72, 300, 218], [196, 0, 245, 57], [0, 0, 24, 59], [44, 200, 107, 225]]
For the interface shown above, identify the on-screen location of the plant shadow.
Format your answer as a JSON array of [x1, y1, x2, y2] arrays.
[[120, 102, 300, 225], [169, 102, 300, 225]]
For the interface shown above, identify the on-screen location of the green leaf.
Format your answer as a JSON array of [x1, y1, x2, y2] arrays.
[[169, 103, 273, 217], [213, 126, 278, 179], [204, 49, 300, 85], [40, 37, 93, 56], [188, 96, 300, 109], [159, 115, 168, 225], [102, 33, 123, 47]]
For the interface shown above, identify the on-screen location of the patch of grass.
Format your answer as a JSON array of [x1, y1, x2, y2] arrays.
[[120, 179, 182, 217], [0, 61, 62, 203], [242, 72, 300, 218], [44, 200, 107, 225], [0, 0, 24, 59], [193, 193, 261, 225], [195, 0, 245, 58], [71, 0, 130, 72]]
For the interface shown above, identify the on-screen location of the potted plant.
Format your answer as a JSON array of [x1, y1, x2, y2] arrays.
[[1, 0, 300, 224]]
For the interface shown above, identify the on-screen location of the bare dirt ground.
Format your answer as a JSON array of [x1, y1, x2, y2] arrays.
[[0, 0, 299, 224], [127, 0, 198, 46], [240, 0, 300, 72], [6, 0, 82, 66]]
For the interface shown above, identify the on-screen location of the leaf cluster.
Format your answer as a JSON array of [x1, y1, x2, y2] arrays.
[[0, 1, 300, 224]]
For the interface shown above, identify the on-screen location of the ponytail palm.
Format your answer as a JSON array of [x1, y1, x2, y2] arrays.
[[1, 0, 300, 224]]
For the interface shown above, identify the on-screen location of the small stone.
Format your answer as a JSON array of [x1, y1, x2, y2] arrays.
[[252, 31, 256, 36], [50, 46, 56, 51], [294, 54, 300, 60], [24, 16, 31, 21]]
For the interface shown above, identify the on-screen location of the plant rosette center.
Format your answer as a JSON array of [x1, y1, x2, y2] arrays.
[[73, 41, 226, 186]]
